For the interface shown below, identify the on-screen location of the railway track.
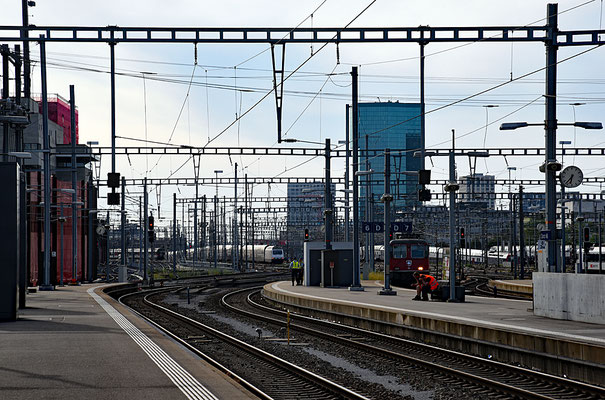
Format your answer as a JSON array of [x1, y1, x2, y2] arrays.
[[119, 286, 369, 400], [464, 275, 532, 300], [221, 287, 605, 400]]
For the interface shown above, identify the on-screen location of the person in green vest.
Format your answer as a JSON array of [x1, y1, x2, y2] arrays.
[[289, 259, 302, 286]]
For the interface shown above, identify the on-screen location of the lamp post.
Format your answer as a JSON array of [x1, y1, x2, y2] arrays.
[[500, 120, 602, 273]]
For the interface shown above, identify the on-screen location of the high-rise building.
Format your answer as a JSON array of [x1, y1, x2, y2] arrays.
[[459, 174, 496, 209], [358, 102, 422, 217]]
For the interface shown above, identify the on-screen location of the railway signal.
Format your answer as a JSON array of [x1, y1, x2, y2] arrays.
[[459, 227, 465, 248], [149, 215, 155, 243], [304, 228, 309, 241]]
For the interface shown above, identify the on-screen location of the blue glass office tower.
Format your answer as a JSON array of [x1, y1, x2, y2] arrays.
[[358, 102, 422, 218]]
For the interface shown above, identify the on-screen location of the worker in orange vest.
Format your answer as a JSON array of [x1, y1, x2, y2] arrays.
[[412, 271, 439, 301]]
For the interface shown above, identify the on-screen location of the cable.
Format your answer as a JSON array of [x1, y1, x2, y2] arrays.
[[341, 0, 596, 67], [204, 0, 378, 148], [146, 64, 198, 175], [360, 45, 603, 144]]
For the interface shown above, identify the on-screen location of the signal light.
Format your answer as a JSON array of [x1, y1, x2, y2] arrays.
[[304, 228, 309, 241], [148, 215, 155, 243], [460, 228, 465, 239], [583, 227, 590, 242]]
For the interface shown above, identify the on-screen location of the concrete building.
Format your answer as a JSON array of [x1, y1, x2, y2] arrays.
[[1, 93, 98, 287], [459, 174, 496, 209], [358, 102, 422, 218]]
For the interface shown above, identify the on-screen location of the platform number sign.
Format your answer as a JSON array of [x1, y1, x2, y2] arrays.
[[362, 222, 384, 233], [391, 221, 413, 233]]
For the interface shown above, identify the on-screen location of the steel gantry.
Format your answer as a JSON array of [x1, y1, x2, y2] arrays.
[[5, 2, 604, 278]]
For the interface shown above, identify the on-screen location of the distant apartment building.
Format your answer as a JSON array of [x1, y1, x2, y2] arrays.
[[286, 182, 336, 258], [459, 174, 496, 209], [287, 182, 336, 227]]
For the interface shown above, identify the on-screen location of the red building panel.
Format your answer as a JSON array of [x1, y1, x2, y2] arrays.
[[38, 95, 79, 144]]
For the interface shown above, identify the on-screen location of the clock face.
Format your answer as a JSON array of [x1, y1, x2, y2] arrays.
[[560, 166, 583, 188]]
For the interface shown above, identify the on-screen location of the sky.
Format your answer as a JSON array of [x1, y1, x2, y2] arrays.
[[2, 0, 605, 227]]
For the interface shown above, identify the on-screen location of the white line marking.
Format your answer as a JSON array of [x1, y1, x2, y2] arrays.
[[271, 283, 605, 346], [88, 287, 219, 400]]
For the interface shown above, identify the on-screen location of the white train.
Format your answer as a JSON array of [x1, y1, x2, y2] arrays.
[[360, 245, 531, 265], [202, 244, 285, 264], [574, 246, 605, 273]]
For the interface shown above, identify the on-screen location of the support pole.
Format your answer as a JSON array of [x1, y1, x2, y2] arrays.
[[325, 138, 332, 250], [448, 130, 457, 301], [234, 163, 238, 270], [578, 200, 583, 273], [59, 205, 64, 286], [120, 176, 126, 279], [87, 182, 94, 281], [380, 149, 396, 295], [109, 41, 116, 174], [419, 41, 426, 170], [21, 0, 31, 100], [599, 213, 602, 274], [519, 185, 525, 279], [245, 173, 248, 270], [344, 104, 350, 242], [143, 178, 148, 282], [350, 66, 363, 291], [545, 3, 559, 273], [173, 193, 177, 275], [364, 134, 370, 279], [139, 196, 142, 274], [39, 35, 53, 291], [214, 195, 218, 269], [69, 85, 79, 284], [561, 184, 566, 273]]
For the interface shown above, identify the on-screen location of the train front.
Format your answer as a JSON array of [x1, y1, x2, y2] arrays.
[[389, 239, 430, 287]]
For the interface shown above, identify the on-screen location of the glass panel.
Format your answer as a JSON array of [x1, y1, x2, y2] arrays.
[[392, 245, 407, 258], [411, 244, 427, 258]]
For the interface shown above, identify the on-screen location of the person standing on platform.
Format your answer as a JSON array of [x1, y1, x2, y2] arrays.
[[412, 271, 439, 301], [296, 258, 304, 285], [289, 259, 301, 286]]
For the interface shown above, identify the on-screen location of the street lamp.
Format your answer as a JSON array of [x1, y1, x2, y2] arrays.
[[500, 120, 602, 273], [500, 122, 602, 130]]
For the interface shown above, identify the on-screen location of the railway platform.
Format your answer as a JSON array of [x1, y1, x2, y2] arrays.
[[489, 279, 533, 296], [262, 279, 605, 385], [0, 284, 257, 400]]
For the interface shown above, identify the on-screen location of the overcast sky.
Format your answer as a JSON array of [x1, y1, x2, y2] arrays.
[[2, 0, 605, 221]]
